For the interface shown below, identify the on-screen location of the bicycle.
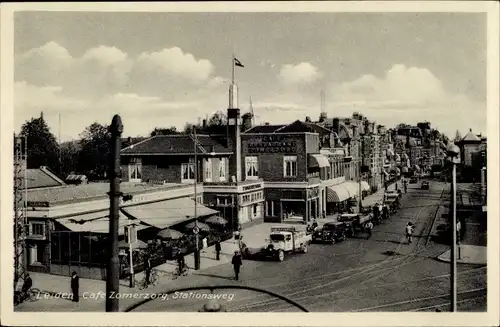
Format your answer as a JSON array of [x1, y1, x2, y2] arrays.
[[135, 269, 160, 290], [14, 288, 41, 306], [172, 265, 189, 280]]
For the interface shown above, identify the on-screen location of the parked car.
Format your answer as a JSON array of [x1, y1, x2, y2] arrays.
[[421, 180, 430, 189], [312, 221, 348, 244]]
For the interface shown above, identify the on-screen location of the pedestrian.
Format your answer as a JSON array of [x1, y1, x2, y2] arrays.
[[177, 253, 186, 274], [215, 238, 222, 261], [144, 253, 152, 286], [231, 250, 243, 281], [365, 221, 374, 240], [405, 222, 414, 244], [70, 271, 79, 303], [22, 273, 33, 295]]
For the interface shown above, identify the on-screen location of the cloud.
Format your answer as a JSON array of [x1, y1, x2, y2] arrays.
[[279, 62, 322, 86], [327, 64, 485, 137]]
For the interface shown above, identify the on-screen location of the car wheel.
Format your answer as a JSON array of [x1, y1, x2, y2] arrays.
[[278, 250, 285, 262]]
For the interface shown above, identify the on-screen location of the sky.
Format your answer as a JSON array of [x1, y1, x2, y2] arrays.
[[14, 11, 487, 141]]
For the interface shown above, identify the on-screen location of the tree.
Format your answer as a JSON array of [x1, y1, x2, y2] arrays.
[[78, 122, 111, 180], [19, 112, 61, 171], [60, 141, 81, 178], [150, 126, 180, 136], [201, 111, 227, 134]]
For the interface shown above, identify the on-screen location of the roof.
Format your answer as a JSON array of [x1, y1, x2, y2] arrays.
[[27, 166, 66, 189], [244, 124, 287, 134], [27, 182, 189, 206], [121, 135, 230, 155], [56, 211, 150, 234], [462, 129, 481, 142]]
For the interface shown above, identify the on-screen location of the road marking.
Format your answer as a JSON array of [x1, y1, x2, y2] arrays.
[[350, 287, 486, 312]]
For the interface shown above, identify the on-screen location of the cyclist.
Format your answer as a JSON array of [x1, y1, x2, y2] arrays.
[[405, 222, 414, 244]]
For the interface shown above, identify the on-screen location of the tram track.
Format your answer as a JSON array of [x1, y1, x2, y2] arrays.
[[231, 183, 449, 312]]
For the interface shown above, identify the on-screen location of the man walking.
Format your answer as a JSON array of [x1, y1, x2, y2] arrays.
[[405, 222, 414, 244], [144, 253, 152, 286], [215, 238, 222, 261], [365, 221, 374, 240], [231, 250, 243, 281], [70, 271, 79, 303]]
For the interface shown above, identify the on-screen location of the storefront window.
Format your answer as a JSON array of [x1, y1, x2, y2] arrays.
[[284, 156, 298, 177], [245, 156, 259, 179]]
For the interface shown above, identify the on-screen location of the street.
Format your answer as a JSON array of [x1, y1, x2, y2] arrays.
[[130, 181, 487, 312]]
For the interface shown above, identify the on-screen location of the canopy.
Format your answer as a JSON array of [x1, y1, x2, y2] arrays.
[[205, 216, 228, 225], [120, 197, 218, 229], [343, 181, 359, 197], [185, 221, 211, 232], [326, 185, 350, 203], [118, 239, 148, 250], [157, 228, 184, 240], [308, 154, 330, 168]]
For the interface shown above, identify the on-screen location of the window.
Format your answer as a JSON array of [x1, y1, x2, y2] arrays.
[[181, 163, 195, 182], [245, 156, 259, 179], [128, 158, 142, 182], [30, 222, 45, 237], [219, 158, 226, 181], [266, 200, 274, 216], [253, 204, 258, 217], [204, 158, 212, 182], [284, 156, 298, 177]]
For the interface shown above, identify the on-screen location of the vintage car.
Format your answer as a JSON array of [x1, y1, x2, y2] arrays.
[[421, 180, 430, 189], [337, 213, 372, 236], [312, 221, 348, 244]]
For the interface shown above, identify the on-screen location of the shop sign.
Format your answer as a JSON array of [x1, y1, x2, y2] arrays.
[[247, 135, 297, 154]]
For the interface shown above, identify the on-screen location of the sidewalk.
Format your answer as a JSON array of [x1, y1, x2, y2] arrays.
[[16, 221, 273, 312], [436, 245, 486, 265]]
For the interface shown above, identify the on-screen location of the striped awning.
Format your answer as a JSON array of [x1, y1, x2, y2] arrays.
[[326, 185, 350, 203], [308, 154, 330, 168]]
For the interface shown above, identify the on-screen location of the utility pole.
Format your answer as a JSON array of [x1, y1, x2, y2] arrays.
[[13, 135, 28, 290], [106, 115, 123, 312], [193, 127, 201, 270]]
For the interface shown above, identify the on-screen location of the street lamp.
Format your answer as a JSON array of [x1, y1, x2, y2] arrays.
[[446, 142, 460, 312]]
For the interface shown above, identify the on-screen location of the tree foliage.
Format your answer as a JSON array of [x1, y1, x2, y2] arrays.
[[78, 122, 111, 180], [19, 113, 61, 171], [150, 126, 180, 136], [59, 141, 81, 178]]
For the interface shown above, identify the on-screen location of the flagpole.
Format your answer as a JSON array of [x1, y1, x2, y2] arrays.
[[231, 54, 235, 85]]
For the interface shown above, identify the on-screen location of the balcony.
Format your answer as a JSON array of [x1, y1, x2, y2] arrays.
[[203, 179, 264, 193]]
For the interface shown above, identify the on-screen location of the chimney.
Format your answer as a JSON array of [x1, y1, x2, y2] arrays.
[[127, 137, 132, 144], [305, 116, 311, 123], [264, 122, 270, 126], [332, 118, 340, 133], [241, 113, 253, 132], [202, 119, 207, 129], [227, 108, 242, 182]]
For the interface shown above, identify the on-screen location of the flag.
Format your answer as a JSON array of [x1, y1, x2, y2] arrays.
[[234, 57, 244, 68]]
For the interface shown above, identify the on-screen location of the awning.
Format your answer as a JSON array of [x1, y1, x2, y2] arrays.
[[360, 181, 370, 192], [308, 154, 330, 168], [56, 212, 149, 235], [343, 181, 359, 197], [121, 197, 219, 229], [326, 185, 351, 203]]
